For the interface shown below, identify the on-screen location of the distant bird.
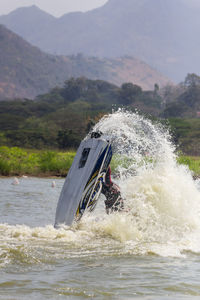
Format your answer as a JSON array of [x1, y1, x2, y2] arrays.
[[52, 181, 56, 188], [12, 177, 19, 185]]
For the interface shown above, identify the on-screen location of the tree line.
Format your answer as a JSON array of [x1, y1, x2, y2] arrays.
[[0, 75, 200, 155]]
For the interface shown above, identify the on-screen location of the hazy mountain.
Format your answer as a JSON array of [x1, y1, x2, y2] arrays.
[[0, 25, 170, 100], [0, 24, 72, 99], [0, 5, 56, 45], [0, 0, 200, 81]]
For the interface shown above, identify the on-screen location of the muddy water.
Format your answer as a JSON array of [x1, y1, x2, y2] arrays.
[[0, 176, 200, 300]]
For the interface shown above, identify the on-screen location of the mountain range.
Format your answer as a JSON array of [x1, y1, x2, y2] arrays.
[[0, 25, 170, 99], [0, 0, 200, 81]]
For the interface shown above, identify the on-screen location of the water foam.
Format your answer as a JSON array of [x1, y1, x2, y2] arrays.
[[1, 110, 200, 261], [90, 110, 200, 256]]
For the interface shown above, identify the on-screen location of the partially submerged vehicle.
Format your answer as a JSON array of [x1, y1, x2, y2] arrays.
[[54, 132, 112, 228]]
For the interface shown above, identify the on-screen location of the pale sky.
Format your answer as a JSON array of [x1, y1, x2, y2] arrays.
[[0, 0, 200, 17], [0, 0, 109, 17]]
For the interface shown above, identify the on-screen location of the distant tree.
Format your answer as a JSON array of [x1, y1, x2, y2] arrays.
[[162, 102, 188, 118], [180, 86, 200, 109], [118, 83, 142, 105], [62, 77, 89, 102], [154, 83, 159, 94], [184, 73, 200, 88], [57, 129, 80, 149], [159, 84, 185, 106]]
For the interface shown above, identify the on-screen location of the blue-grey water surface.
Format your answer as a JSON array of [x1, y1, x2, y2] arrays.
[[1, 177, 200, 300]]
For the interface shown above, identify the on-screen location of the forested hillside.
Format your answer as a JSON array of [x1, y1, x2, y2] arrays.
[[0, 77, 162, 149], [0, 76, 200, 155]]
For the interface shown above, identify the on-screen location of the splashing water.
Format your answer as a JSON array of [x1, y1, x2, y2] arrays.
[[91, 109, 200, 256], [1, 110, 200, 262]]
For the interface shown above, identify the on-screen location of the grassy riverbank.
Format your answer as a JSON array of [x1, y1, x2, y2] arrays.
[[0, 146, 200, 178], [0, 146, 75, 177], [177, 156, 200, 179]]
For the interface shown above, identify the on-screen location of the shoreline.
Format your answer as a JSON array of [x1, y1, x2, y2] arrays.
[[1, 173, 199, 180], [0, 174, 66, 179], [0, 147, 200, 179]]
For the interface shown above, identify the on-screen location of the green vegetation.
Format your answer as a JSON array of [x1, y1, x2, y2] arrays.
[[0, 146, 75, 176], [0, 77, 163, 150], [0, 74, 200, 156], [1, 146, 199, 178], [168, 118, 200, 156], [177, 156, 200, 178]]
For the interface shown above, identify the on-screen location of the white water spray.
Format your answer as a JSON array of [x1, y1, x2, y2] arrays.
[[1, 110, 200, 259], [89, 110, 200, 256]]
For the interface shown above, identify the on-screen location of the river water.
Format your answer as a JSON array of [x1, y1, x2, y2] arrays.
[[1, 111, 200, 299]]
